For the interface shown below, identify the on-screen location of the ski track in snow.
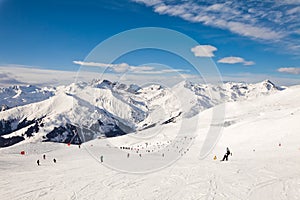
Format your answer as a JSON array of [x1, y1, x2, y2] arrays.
[[1, 150, 300, 200], [1, 146, 300, 200]]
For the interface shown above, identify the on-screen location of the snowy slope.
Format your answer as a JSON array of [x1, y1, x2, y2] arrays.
[[0, 83, 299, 199]]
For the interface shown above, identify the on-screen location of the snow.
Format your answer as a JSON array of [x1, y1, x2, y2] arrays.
[[0, 85, 54, 109], [0, 81, 300, 199]]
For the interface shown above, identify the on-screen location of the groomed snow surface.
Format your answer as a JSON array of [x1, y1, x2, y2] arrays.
[[1, 83, 300, 199]]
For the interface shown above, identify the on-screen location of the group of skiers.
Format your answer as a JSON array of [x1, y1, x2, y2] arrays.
[[36, 154, 57, 166], [34, 143, 286, 166], [98, 147, 232, 164]]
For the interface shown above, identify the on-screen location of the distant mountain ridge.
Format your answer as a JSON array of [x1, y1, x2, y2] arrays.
[[0, 85, 54, 109], [0, 79, 283, 147]]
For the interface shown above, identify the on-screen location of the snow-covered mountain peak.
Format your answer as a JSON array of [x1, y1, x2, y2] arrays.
[[91, 79, 141, 94], [259, 79, 281, 91], [92, 79, 114, 89], [0, 84, 55, 109], [171, 79, 284, 118]]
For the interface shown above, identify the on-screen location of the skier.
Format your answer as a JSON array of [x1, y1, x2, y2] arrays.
[[100, 155, 103, 163], [37, 159, 40, 166], [53, 158, 57, 163], [221, 147, 231, 161], [43, 154, 46, 159]]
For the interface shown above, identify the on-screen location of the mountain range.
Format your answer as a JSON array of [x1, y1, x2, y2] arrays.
[[0, 79, 282, 148]]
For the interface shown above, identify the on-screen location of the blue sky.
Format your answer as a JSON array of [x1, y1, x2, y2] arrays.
[[0, 0, 299, 85]]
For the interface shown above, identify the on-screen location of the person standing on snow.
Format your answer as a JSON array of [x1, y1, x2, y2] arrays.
[[37, 160, 40, 166], [221, 147, 231, 161], [43, 154, 46, 159]]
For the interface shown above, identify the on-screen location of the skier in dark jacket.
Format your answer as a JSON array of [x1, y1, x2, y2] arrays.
[[221, 147, 231, 161], [37, 160, 40, 166]]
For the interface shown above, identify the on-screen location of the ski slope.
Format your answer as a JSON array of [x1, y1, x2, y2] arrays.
[[0, 84, 300, 199]]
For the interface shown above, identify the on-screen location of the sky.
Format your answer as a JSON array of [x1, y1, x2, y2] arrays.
[[0, 0, 300, 86]]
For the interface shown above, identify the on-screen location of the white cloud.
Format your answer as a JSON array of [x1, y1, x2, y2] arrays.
[[280, 0, 300, 5], [205, 3, 225, 12], [0, 65, 193, 88], [191, 45, 217, 57], [1, 65, 299, 87], [293, 29, 300, 35], [278, 67, 300, 74], [133, 1, 286, 41], [0, 65, 81, 87], [226, 21, 284, 40], [73, 61, 113, 68], [218, 57, 244, 64], [73, 61, 189, 75], [217, 56, 255, 66], [286, 6, 300, 15], [243, 61, 256, 66], [132, 0, 162, 6], [135, 68, 188, 74], [154, 4, 168, 13], [73, 61, 130, 73], [132, 0, 300, 55], [73, 61, 154, 73]]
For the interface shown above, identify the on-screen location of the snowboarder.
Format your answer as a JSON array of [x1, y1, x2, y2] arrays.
[[53, 158, 57, 163], [100, 155, 103, 163], [37, 159, 40, 166], [43, 154, 46, 159], [221, 147, 231, 161]]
